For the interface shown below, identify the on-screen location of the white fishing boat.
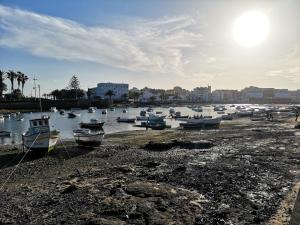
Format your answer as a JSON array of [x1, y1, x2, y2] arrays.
[[50, 107, 57, 112], [73, 129, 104, 146], [180, 117, 221, 129], [22, 116, 60, 152], [214, 106, 226, 111], [0, 114, 4, 121], [88, 107, 96, 113]]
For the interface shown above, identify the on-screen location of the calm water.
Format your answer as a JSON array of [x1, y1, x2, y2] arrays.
[[0, 106, 237, 145]]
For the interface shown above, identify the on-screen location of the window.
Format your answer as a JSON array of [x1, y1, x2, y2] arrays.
[[33, 121, 37, 126], [38, 121, 42, 126]]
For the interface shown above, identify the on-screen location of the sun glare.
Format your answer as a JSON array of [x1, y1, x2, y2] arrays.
[[233, 11, 269, 47]]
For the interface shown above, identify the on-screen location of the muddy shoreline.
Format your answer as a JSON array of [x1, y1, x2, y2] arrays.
[[0, 118, 299, 224]]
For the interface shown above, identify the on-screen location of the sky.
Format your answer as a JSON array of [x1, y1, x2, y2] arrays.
[[0, 0, 300, 96]]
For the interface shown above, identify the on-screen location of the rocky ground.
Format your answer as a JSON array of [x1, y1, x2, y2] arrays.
[[0, 118, 299, 225]]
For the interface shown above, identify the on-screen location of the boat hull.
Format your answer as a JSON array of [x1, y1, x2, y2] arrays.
[[22, 131, 60, 152], [74, 133, 104, 146]]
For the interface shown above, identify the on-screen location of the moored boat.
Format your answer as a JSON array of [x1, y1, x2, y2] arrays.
[[68, 111, 80, 118], [22, 116, 60, 152], [80, 119, 104, 129], [50, 107, 57, 112], [88, 107, 96, 113], [73, 129, 104, 146]]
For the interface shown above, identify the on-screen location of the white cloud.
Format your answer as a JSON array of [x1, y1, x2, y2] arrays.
[[0, 5, 202, 74]]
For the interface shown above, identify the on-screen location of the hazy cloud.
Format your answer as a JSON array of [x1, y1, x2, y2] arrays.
[[0, 5, 201, 74]]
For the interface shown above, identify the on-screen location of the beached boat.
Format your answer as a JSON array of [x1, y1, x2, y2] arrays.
[[180, 117, 221, 129], [73, 129, 104, 146], [117, 117, 136, 123], [80, 119, 104, 129], [102, 109, 107, 114], [136, 116, 148, 121], [50, 107, 57, 112], [22, 116, 60, 152], [68, 111, 80, 118], [88, 107, 96, 113], [0, 131, 11, 137]]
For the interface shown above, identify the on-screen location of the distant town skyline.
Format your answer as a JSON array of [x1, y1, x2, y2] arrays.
[[1, 0, 300, 95]]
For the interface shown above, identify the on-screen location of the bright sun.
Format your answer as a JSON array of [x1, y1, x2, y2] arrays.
[[233, 11, 270, 47]]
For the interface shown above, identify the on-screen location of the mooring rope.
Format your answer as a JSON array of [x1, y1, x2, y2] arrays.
[[0, 132, 41, 191]]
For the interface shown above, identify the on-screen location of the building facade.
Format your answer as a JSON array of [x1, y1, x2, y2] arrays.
[[95, 83, 129, 100]]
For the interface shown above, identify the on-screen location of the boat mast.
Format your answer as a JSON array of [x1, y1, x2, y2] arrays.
[[38, 84, 42, 113]]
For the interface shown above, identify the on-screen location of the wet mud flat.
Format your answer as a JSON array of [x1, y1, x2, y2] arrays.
[[0, 118, 299, 225]]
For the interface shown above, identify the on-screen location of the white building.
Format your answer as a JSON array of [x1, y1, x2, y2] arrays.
[[95, 83, 129, 100], [138, 89, 161, 103], [190, 86, 211, 102], [212, 90, 239, 102]]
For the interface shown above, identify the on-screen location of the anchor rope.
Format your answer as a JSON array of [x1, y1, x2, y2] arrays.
[[0, 132, 41, 191]]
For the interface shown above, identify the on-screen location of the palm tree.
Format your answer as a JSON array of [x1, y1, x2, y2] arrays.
[[20, 74, 28, 95], [17, 71, 23, 90], [0, 70, 7, 99], [6, 70, 18, 94], [105, 90, 115, 106]]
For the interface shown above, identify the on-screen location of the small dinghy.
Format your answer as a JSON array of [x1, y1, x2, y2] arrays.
[[88, 107, 96, 113], [73, 129, 104, 146], [68, 111, 80, 118], [80, 119, 104, 129]]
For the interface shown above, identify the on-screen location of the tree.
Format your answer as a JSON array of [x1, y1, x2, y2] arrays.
[[19, 72, 29, 95], [105, 90, 115, 106], [6, 70, 18, 94], [69, 75, 80, 99], [0, 70, 7, 99], [149, 96, 156, 103], [17, 71, 23, 90]]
